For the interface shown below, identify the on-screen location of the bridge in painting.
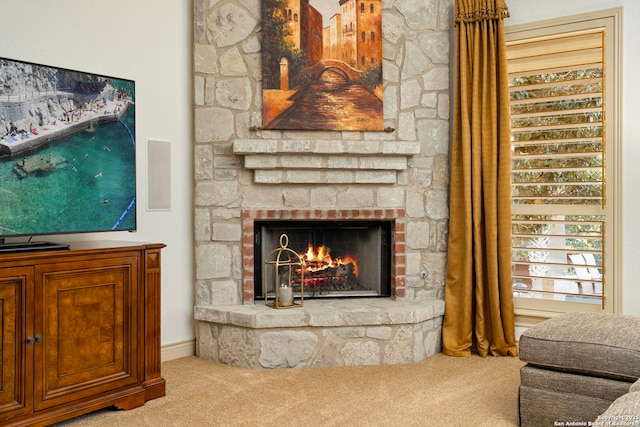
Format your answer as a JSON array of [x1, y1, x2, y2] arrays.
[[305, 60, 363, 83]]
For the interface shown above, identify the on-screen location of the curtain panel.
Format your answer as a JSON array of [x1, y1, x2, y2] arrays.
[[442, 0, 517, 357]]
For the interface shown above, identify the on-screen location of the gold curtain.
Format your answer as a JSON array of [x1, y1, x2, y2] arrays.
[[442, 0, 517, 357]]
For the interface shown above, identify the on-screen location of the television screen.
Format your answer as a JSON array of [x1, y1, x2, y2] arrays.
[[0, 57, 136, 241]]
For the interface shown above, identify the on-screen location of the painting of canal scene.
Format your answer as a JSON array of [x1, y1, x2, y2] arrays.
[[262, 0, 383, 131], [0, 57, 136, 238]]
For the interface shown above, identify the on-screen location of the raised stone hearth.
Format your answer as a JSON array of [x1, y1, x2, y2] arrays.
[[195, 299, 444, 369]]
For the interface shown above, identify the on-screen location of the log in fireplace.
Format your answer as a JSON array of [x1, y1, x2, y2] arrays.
[[254, 220, 392, 299]]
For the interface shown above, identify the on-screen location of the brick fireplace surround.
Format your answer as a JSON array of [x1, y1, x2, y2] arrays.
[[193, 0, 451, 368], [241, 208, 406, 302]]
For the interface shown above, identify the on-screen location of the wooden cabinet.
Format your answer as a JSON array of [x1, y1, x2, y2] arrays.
[[0, 241, 165, 426]]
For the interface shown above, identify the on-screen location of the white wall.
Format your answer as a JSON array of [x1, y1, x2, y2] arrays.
[[0, 1, 195, 352], [507, 0, 640, 316]]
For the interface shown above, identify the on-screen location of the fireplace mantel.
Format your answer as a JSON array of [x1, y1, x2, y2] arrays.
[[233, 139, 421, 184]]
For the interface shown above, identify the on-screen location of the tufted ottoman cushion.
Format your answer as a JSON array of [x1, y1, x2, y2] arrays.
[[519, 312, 640, 381]]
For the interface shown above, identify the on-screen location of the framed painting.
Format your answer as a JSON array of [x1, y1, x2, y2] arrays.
[[262, 0, 383, 131]]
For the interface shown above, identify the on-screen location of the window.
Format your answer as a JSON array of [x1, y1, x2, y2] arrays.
[[506, 9, 621, 317], [362, 31, 366, 42], [370, 4, 374, 14], [371, 31, 375, 42]]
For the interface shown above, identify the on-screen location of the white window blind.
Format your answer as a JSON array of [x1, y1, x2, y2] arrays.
[[507, 28, 606, 307]]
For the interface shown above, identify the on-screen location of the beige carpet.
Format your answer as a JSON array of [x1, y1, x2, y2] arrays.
[[56, 353, 524, 427]]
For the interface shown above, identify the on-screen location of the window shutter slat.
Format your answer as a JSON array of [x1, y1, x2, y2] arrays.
[[509, 77, 602, 92], [508, 49, 602, 75], [512, 137, 602, 146], [510, 92, 603, 106], [509, 63, 603, 80], [507, 31, 603, 61], [512, 107, 602, 120]]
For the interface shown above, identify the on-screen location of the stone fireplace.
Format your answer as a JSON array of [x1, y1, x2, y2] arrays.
[[195, 207, 444, 368], [193, 0, 451, 368]]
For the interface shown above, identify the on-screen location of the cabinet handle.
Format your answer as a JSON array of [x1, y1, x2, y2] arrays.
[[26, 335, 43, 344]]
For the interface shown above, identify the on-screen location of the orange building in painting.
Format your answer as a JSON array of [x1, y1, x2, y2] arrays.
[[356, 0, 382, 68], [283, 0, 382, 71], [332, 0, 382, 70], [325, 12, 343, 61], [283, 0, 323, 65]]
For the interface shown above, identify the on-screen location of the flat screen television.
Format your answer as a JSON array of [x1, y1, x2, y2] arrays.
[[0, 57, 136, 252]]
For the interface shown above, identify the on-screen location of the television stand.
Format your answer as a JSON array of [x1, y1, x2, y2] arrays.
[[0, 241, 70, 253], [0, 241, 165, 425]]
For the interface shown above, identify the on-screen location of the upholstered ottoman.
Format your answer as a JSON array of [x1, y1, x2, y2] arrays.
[[518, 312, 640, 426], [598, 379, 640, 422]]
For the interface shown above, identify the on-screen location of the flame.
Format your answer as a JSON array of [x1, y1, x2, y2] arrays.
[[299, 244, 359, 277]]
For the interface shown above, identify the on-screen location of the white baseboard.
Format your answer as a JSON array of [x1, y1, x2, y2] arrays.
[[161, 338, 196, 362]]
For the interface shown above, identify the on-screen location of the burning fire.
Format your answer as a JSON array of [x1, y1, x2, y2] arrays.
[[299, 244, 359, 277]]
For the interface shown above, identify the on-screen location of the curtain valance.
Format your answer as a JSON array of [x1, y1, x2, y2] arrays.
[[455, 0, 510, 23]]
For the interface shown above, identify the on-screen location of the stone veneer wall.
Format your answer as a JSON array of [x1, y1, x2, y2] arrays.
[[193, 0, 452, 368]]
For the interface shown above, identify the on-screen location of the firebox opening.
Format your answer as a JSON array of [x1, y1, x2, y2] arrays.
[[254, 220, 392, 299]]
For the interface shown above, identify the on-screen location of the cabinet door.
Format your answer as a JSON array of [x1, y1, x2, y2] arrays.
[[33, 257, 138, 410], [0, 267, 33, 421]]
